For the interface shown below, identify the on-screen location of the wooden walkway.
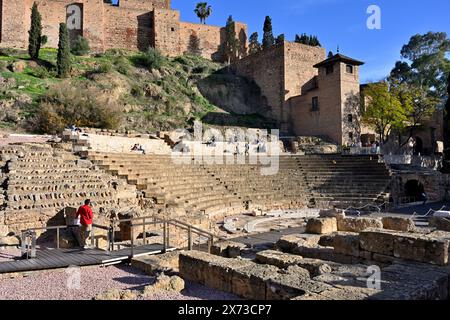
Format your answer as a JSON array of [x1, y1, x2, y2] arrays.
[[0, 243, 175, 274]]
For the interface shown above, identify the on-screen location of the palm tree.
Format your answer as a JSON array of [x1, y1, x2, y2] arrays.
[[194, 2, 212, 24]]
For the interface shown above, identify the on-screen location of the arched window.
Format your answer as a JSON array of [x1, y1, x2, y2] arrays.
[[347, 114, 353, 123]]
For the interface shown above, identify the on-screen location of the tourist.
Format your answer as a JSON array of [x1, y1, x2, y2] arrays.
[[421, 192, 428, 205], [76, 199, 94, 249]]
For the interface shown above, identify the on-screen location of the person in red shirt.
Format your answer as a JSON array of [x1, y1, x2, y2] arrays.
[[76, 199, 94, 249]]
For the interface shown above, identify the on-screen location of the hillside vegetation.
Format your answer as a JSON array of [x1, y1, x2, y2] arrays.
[[0, 48, 275, 134]]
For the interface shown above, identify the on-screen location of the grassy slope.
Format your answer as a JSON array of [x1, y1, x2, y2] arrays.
[[0, 48, 273, 134]]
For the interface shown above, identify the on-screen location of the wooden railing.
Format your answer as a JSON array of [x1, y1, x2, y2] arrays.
[[20, 215, 225, 259]]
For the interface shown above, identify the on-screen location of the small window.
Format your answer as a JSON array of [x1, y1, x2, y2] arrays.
[[348, 114, 353, 123], [312, 97, 319, 111], [346, 64, 354, 74], [325, 65, 334, 75], [348, 132, 354, 140], [171, 27, 175, 32]]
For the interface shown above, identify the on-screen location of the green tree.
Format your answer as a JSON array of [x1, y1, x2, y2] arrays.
[[262, 16, 274, 49], [71, 36, 90, 56], [275, 34, 285, 45], [223, 15, 238, 64], [28, 2, 42, 60], [57, 23, 71, 78], [391, 32, 450, 101], [295, 33, 321, 47], [445, 73, 450, 159], [362, 82, 406, 143], [194, 2, 212, 24], [248, 32, 261, 54]]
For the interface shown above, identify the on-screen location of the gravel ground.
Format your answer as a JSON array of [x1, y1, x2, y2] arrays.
[[0, 264, 239, 300]]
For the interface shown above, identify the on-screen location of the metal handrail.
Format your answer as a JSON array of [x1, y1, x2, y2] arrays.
[[343, 201, 389, 217]]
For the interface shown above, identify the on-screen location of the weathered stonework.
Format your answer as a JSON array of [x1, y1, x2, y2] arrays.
[[0, 0, 247, 61]]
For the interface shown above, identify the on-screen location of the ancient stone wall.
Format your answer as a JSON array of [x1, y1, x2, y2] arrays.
[[288, 62, 343, 143], [230, 43, 286, 122], [152, 8, 180, 57], [104, 5, 153, 51], [118, 0, 170, 10], [0, 0, 247, 60]]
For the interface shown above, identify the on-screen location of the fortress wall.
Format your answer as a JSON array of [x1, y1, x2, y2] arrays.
[[179, 22, 222, 60], [179, 21, 247, 61], [152, 8, 180, 57], [0, 0, 29, 47], [104, 5, 153, 51], [283, 42, 325, 101], [230, 43, 286, 122], [288, 62, 343, 144], [118, 0, 170, 10]]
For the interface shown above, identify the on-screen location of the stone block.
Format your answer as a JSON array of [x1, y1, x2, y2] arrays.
[[132, 251, 181, 274], [266, 268, 331, 300], [429, 217, 450, 232], [0, 235, 20, 247], [306, 218, 337, 235], [382, 217, 416, 232], [275, 235, 304, 252], [359, 230, 395, 255], [393, 234, 449, 266], [211, 241, 247, 258], [0, 225, 9, 237], [333, 232, 360, 257], [319, 209, 345, 220], [231, 264, 279, 300], [337, 217, 383, 232]]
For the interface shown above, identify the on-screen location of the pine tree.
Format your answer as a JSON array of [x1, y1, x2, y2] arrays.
[[57, 23, 71, 78], [28, 2, 42, 60], [223, 15, 238, 63], [262, 16, 275, 49], [248, 32, 261, 54]]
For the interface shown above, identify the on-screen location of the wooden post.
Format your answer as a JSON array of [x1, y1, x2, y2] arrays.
[[143, 217, 146, 245], [188, 226, 192, 251], [90, 225, 95, 248], [207, 236, 213, 253], [31, 232, 37, 258], [56, 227, 60, 250], [130, 223, 134, 257], [163, 221, 167, 253], [21, 232, 27, 258]]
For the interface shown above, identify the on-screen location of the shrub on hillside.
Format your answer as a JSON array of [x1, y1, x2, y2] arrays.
[[71, 36, 90, 56], [113, 56, 131, 75], [33, 81, 122, 134], [31, 65, 52, 78], [132, 48, 166, 70]]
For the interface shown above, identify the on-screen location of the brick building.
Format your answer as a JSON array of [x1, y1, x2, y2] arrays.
[[231, 42, 364, 145], [0, 0, 247, 61]]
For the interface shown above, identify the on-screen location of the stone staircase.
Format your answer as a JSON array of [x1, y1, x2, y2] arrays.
[[87, 152, 392, 219], [0, 144, 137, 235]]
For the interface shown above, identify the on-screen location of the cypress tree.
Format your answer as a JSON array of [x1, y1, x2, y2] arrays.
[[248, 32, 261, 54], [28, 2, 42, 60], [57, 23, 71, 78], [444, 73, 450, 163], [223, 15, 238, 64], [262, 16, 274, 49]]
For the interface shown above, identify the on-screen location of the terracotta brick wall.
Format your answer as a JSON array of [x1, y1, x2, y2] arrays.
[[0, 0, 247, 60], [152, 8, 180, 56], [119, 0, 169, 10], [104, 5, 153, 51], [230, 43, 286, 122]]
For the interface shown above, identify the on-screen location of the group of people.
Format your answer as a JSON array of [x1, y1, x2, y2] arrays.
[[131, 143, 146, 154]]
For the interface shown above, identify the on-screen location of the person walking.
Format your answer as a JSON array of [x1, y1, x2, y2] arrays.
[[76, 199, 94, 249]]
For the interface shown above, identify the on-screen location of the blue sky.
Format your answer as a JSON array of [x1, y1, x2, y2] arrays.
[[117, 0, 449, 83]]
